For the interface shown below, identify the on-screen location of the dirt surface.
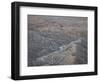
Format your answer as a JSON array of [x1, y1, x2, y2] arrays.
[[28, 15, 88, 66]]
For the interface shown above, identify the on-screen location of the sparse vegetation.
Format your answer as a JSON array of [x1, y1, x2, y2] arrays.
[[28, 15, 88, 66]]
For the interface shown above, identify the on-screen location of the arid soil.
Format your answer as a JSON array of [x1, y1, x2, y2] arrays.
[[28, 15, 88, 66]]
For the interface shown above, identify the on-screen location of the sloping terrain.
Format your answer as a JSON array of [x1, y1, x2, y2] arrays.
[[28, 15, 88, 66], [31, 39, 87, 66]]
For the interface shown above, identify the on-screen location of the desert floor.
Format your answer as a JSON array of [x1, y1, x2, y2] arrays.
[[28, 15, 88, 66]]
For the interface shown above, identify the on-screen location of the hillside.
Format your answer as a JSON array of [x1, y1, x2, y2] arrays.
[[28, 15, 88, 66]]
